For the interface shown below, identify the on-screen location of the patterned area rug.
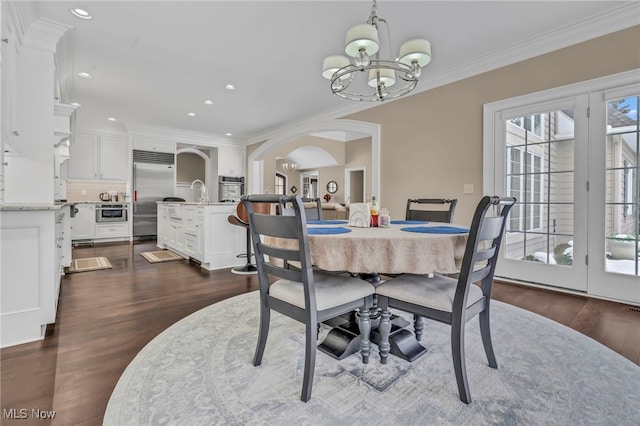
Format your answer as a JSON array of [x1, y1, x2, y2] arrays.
[[67, 257, 112, 273], [105, 292, 640, 425], [140, 250, 184, 263]]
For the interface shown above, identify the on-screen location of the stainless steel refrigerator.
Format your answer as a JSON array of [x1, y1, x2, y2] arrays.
[[133, 163, 175, 238]]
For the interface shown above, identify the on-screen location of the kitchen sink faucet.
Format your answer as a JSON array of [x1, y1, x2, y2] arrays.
[[190, 179, 208, 203]]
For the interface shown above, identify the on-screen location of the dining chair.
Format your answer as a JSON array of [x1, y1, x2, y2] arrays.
[[242, 194, 375, 402], [405, 198, 458, 223], [376, 195, 516, 404], [227, 201, 271, 275]]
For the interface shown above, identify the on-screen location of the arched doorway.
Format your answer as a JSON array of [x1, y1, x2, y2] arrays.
[[247, 119, 381, 202]]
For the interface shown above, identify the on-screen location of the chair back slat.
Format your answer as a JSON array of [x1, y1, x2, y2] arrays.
[[453, 196, 516, 310], [478, 216, 504, 241], [252, 213, 300, 239], [406, 198, 457, 223]]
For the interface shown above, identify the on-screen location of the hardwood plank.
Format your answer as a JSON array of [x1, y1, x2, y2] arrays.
[[1, 241, 638, 426]]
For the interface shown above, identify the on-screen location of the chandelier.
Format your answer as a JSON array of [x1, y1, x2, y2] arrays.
[[282, 159, 298, 173], [321, 0, 431, 102]]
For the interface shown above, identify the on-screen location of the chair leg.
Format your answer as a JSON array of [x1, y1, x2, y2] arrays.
[[479, 307, 498, 369], [451, 318, 471, 404], [253, 305, 270, 366], [301, 321, 318, 402], [413, 314, 424, 341], [378, 297, 391, 364], [358, 305, 371, 364]]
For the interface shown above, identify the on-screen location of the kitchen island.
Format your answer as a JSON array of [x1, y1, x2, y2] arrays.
[[0, 203, 73, 347], [156, 202, 245, 271]]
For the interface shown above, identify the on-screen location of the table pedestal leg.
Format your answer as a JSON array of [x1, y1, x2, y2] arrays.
[[318, 312, 428, 362]]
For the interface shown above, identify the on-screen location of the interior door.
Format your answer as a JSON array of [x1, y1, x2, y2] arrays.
[[588, 84, 640, 304], [491, 95, 589, 291]]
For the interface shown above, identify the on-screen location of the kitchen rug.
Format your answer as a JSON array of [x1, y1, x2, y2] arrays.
[[140, 250, 184, 263], [67, 257, 112, 273]]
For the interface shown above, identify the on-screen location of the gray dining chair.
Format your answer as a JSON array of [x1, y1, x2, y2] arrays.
[[405, 198, 458, 223], [242, 194, 375, 402], [376, 195, 516, 404]]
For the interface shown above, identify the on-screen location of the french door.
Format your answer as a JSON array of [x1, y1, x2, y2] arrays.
[[484, 71, 640, 305]]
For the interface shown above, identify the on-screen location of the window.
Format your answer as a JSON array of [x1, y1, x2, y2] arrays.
[[624, 160, 634, 217], [275, 173, 286, 195], [510, 113, 544, 137], [506, 146, 544, 231]]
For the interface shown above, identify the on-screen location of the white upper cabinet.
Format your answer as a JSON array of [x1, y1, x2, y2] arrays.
[[69, 133, 128, 181], [218, 147, 244, 177], [99, 135, 128, 180], [1, 9, 19, 153]]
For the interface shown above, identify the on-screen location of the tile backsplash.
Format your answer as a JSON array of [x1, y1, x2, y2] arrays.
[[67, 180, 128, 202]]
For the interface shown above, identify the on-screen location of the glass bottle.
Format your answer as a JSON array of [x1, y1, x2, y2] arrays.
[[379, 208, 390, 227], [370, 196, 379, 227]]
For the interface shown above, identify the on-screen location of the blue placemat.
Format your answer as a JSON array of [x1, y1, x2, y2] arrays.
[[307, 227, 352, 235], [401, 226, 469, 234], [390, 220, 429, 225], [307, 220, 349, 225]]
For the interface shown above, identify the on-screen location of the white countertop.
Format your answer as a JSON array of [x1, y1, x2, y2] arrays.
[[0, 202, 71, 211]]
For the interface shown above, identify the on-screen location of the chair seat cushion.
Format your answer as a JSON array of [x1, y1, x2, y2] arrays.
[[376, 274, 484, 312], [270, 270, 374, 311]]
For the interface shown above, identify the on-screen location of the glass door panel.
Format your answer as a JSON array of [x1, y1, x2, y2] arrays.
[[604, 96, 639, 276], [500, 104, 588, 291], [589, 88, 640, 304]]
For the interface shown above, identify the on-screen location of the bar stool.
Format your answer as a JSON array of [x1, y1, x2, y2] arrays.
[[227, 201, 270, 274]]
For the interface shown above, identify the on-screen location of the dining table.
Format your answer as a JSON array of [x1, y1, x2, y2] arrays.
[[299, 219, 471, 362]]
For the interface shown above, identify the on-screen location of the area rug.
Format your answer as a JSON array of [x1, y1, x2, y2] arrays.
[[140, 250, 184, 263], [66, 256, 112, 273], [104, 292, 640, 425]]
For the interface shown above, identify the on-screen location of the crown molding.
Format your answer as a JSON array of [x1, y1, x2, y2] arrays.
[[246, 2, 640, 145], [21, 18, 71, 53], [125, 123, 238, 149]]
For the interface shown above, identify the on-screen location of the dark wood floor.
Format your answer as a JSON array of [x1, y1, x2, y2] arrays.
[[1, 240, 639, 425]]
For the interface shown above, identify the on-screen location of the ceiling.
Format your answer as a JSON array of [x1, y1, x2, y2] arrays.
[[28, 1, 638, 144]]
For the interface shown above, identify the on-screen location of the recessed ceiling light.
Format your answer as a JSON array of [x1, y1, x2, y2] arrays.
[[225, 133, 232, 136], [70, 102, 82, 107], [107, 117, 116, 122], [204, 100, 214, 105], [224, 84, 236, 91], [70, 8, 92, 20], [187, 112, 197, 117], [78, 72, 93, 79]]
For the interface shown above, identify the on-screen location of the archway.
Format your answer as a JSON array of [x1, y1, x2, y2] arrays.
[[248, 119, 381, 202]]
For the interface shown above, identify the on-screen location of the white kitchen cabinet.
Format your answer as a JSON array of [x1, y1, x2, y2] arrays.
[[68, 133, 128, 181], [1, 207, 71, 347], [95, 223, 128, 238], [218, 147, 244, 177], [1, 8, 19, 154], [99, 135, 128, 180], [71, 204, 96, 240], [132, 136, 175, 154], [157, 203, 243, 270], [157, 204, 169, 246]]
